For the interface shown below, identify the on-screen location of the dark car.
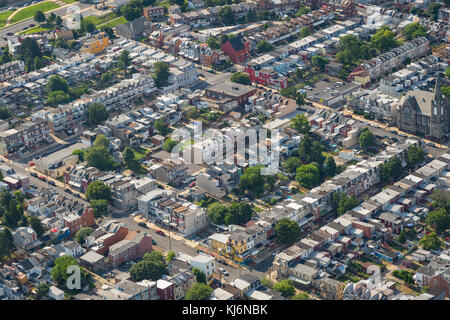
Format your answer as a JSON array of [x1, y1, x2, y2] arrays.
[[6, 32, 13, 36], [156, 230, 165, 236], [64, 188, 73, 194], [30, 172, 38, 178], [217, 259, 228, 266], [73, 193, 80, 198], [31, 184, 38, 189], [152, 239, 157, 245], [48, 180, 56, 186], [138, 222, 148, 228]]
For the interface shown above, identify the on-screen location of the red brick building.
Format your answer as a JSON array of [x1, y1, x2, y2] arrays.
[[143, 6, 165, 20], [95, 225, 129, 256], [108, 231, 153, 267], [221, 36, 250, 64], [244, 66, 288, 89], [157, 279, 175, 300], [63, 207, 95, 235], [199, 49, 221, 68]]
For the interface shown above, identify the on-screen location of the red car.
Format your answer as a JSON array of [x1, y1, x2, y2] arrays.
[[38, 175, 47, 182], [189, 182, 196, 187], [156, 230, 165, 236]]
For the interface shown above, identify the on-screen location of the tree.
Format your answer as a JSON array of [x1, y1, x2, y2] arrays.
[[445, 66, 450, 78], [29, 216, 45, 238], [230, 72, 251, 85], [87, 103, 108, 125], [166, 251, 176, 263], [19, 38, 42, 63], [275, 218, 301, 244], [130, 258, 168, 281], [427, 2, 442, 21], [143, 251, 166, 264], [118, 50, 131, 76], [123, 147, 137, 170], [74, 227, 94, 244], [72, 149, 85, 162], [337, 194, 358, 215], [101, 25, 114, 39], [370, 26, 398, 52], [425, 208, 450, 234], [163, 138, 178, 152], [256, 40, 273, 54], [295, 6, 310, 17], [192, 267, 206, 283], [218, 6, 235, 26], [406, 145, 425, 169], [282, 157, 302, 174], [33, 56, 43, 70], [379, 156, 403, 182], [35, 283, 49, 300], [51, 255, 91, 291], [46, 12, 56, 25], [0, 107, 11, 120], [100, 72, 112, 88], [292, 292, 309, 300], [403, 22, 427, 40], [86, 181, 111, 201], [224, 202, 253, 225], [0, 228, 15, 260], [359, 128, 375, 151], [291, 113, 310, 134], [154, 118, 170, 136], [295, 164, 320, 189], [47, 90, 71, 107], [207, 202, 228, 225], [298, 26, 310, 39], [55, 16, 63, 27], [239, 165, 266, 196], [47, 76, 69, 93], [25, 57, 33, 72], [80, 20, 96, 34], [311, 55, 328, 71], [430, 190, 450, 213], [295, 135, 325, 166], [85, 146, 116, 171], [397, 230, 407, 244], [273, 279, 295, 297], [93, 134, 110, 149], [185, 283, 212, 300], [206, 36, 220, 49], [324, 156, 337, 178], [90, 199, 108, 217], [420, 232, 443, 250], [34, 10, 46, 24], [153, 61, 170, 88]]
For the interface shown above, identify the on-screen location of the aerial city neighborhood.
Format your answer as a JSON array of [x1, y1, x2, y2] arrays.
[[0, 0, 449, 302]]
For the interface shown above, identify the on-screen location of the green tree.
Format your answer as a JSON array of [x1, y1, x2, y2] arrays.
[[397, 230, 407, 244], [130, 258, 168, 281], [445, 66, 450, 78], [192, 267, 206, 283], [406, 145, 425, 169], [291, 113, 310, 134], [123, 147, 138, 170], [420, 232, 443, 250], [370, 26, 398, 52], [46, 12, 56, 25], [324, 156, 337, 178], [292, 292, 309, 300], [74, 227, 94, 244], [55, 16, 63, 26], [295, 6, 310, 17], [282, 157, 302, 174], [239, 165, 266, 196], [163, 138, 178, 152], [86, 181, 111, 201], [298, 26, 310, 39], [0, 107, 11, 120], [337, 194, 358, 215], [403, 22, 427, 40], [143, 251, 166, 264], [34, 10, 46, 24], [93, 134, 111, 149], [0, 228, 15, 260], [51, 255, 91, 291], [154, 118, 170, 136], [230, 72, 251, 85], [35, 283, 50, 300], [295, 135, 325, 166], [379, 156, 403, 182], [90, 199, 109, 217], [118, 50, 131, 76], [185, 282, 212, 300], [427, 2, 442, 21], [85, 146, 116, 170], [359, 128, 375, 151], [206, 36, 220, 49], [207, 202, 228, 225], [80, 20, 96, 33], [256, 40, 273, 54], [100, 72, 112, 88], [72, 149, 85, 162], [273, 279, 295, 297], [224, 202, 253, 225], [87, 103, 108, 125], [47, 75, 69, 93], [275, 218, 301, 244], [218, 6, 235, 26], [19, 38, 42, 63], [29, 216, 45, 238], [425, 208, 450, 234], [153, 61, 170, 88], [295, 164, 320, 189], [430, 190, 450, 213], [166, 251, 176, 263], [47, 90, 71, 107], [33, 56, 43, 70], [311, 55, 328, 71]]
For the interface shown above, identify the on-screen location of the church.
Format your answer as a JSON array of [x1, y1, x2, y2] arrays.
[[396, 74, 449, 142]]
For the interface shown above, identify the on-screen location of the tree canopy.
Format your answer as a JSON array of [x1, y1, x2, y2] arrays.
[[370, 26, 398, 52], [256, 40, 273, 54], [74, 227, 94, 244], [291, 113, 310, 134], [87, 103, 108, 125], [403, 22, 427, 40], [47, 76, 69, 94], [86, 181, 111, 201], [185, 283, 212, 300], [406, 145, 425, 169], [0, 228, 15, 260], [207, 202, 253, 226], [29, 216, 45, 238], [51, 255, 91, 291], [379, 156, 403, 183], [33, 10, 46, 24], [130, 251, 168, 281], [153, 61, 170, 88], [273, 279, 295, 297], [230, 72, 251, 85], [420, 232, 443, 250], [359, 128, 375, 151], [275, 218, 301, 244], [295, 164, 320, 189], [425, 208, 450, 234], [154, 118, 170, 136], [192, 267, 206, 283], [218, 6, 235, 26]]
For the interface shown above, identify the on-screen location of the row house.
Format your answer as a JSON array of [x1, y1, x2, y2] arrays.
[[168, 270, 197, 300], [62, 207, 95, 235], [349, 37, 430, 86], [0, 60, 25, 83], [108, 232, 153, 267], [90, 221, 130, 256]]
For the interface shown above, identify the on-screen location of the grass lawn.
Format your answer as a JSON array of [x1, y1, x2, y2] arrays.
[[0, 10, 14, 28], [59, 0, 78, 3], [84, 12, 124, 27], [19, 25, 53, 34], [97, 16, 127, 28], [10, 1, 60, 24]]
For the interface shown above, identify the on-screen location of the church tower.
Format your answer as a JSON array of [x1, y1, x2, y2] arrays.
[[430, 73, 449, 142]]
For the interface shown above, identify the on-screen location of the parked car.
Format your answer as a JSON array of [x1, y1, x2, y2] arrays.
[[64, 188, 72, 194], [152, 239, 157, 245], [31, 184, 38, 189], [217, 259, 228, 266], [156, 230, 165, 236], [38, 175, 46, 182], [48, 180, 56, 186], [138, 222, 148, 228], [189, 182, 196, 187], [30, 172, 38, 178]]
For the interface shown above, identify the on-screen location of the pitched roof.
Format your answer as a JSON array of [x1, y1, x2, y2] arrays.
[[227, 36, 245, 52]]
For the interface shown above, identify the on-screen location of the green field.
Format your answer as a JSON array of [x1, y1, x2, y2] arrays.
[[0, 10, 14, 28], [84, 13, 127, 28], [10, 1, 60, 24], [19, 25, 53, 35], [98, 16, 127, 28], [60, 0, 78, 4]]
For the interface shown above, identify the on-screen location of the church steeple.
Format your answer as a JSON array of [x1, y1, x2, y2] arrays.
[[434, 72, 442, 102]]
